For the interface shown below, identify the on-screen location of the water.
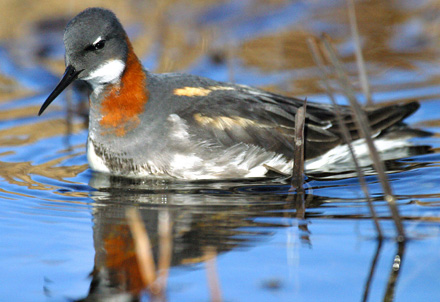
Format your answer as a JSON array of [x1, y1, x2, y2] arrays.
[[1, 1, 440, 301]]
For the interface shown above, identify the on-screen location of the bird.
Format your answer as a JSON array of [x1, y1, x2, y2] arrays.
[[38, 7, 424, 180]]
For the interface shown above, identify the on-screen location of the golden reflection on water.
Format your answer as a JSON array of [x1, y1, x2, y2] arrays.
[[0, 105, 42, 120], [0, 154, 87, 191], [0, 118, 84, 146], [0, 111, 88, 196], [0, 75, 32, 102]]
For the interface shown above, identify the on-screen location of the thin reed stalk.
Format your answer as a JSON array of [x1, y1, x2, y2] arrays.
[[205, 246, 223, 302], [321, 36, 405, 240], [362, 240, 383, 302], [289, 101, 307, 219], [227, 46, 236, 84], [157, 210, 172, 294], [126, 208, 157, 287], [347, 0, 373, 105], [307, 37, 383, 239], [291, 101, 307, 191], [126, 208, 172, 300], [383, 242, 406, 301]]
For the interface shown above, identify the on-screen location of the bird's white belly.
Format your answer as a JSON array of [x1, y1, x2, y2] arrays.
[[87, 138, 110, 173], [168, 145, 293, 179], [305, 137, 412, 173], [86, 137, 293, 179]]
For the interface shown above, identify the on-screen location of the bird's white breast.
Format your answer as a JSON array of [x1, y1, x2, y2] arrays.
[[87, 138, 110, 173]]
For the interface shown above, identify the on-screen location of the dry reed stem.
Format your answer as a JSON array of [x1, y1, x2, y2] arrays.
[[307, 36, 383, 239], [383, 242, 406, 301], [362, 240, 383, 302], [205, 246, 222, 302], [291, 101, 307, 218], [126, 208, 157, 288], [346, 0, 373, 105], [157, 210, 172, 293], [227, 46, 236, 84], [291, 101, 307, 190], [321, 36, 405, 240]]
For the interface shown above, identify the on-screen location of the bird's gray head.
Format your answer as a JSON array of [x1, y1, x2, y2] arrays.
[[64, 7, 128, 85], [38, 8, 129, 115]]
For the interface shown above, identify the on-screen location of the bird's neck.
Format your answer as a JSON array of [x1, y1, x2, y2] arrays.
[[90, 39, 149, 138]]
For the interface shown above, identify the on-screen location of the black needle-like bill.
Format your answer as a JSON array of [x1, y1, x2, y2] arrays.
[[38, 65, 83, 116]]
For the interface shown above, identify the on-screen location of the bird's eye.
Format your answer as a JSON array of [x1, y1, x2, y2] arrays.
[[94, 40, 105, 50], [84, 39, 106, 52]]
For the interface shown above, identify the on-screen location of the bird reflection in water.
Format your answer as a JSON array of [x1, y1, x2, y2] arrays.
[[78, 153, 429, 302], [78, 173, 316, 301]]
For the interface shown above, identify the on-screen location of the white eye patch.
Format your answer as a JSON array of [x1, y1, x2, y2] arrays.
[[92, 36, 103, 46]]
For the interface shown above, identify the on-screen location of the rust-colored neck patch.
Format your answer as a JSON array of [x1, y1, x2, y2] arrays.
[[99, 38, 148, 137], [103, 224, 146, 294]]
